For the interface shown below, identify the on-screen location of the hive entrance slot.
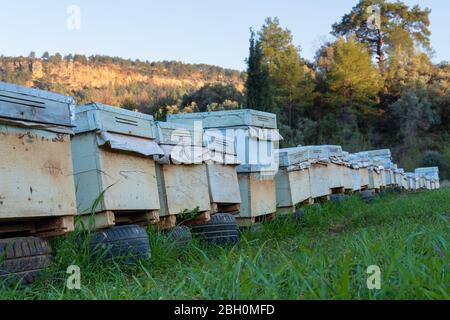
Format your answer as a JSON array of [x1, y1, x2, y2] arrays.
[[115, 117, 138, 126], [0, 94, 46, 109]]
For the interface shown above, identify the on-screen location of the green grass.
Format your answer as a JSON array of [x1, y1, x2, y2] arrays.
[[1, 189, 449, 300]]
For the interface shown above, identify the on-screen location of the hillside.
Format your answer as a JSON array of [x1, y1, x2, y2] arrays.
[[0, 54, 245, 116]]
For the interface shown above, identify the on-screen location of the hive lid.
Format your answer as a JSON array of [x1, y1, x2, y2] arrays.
[[155, 121, 203, 146], [299, 145, 343, 161], [167, 109, 278, 129], [366, 149, 392, 159], [415, 167, 439, 179], [276, 147, 309, 167], [74, 103, 156, 139], [0, 81, 75, 127], [96, 131, 164, 157]]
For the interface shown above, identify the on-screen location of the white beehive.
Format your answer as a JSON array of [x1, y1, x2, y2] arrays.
[[168, 109, 281, 173], [167, 110, 280, 222], [275, 147, 312, 214], [415, 167, 440, 189]]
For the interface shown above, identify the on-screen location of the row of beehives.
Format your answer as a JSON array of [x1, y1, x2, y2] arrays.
[[274, 146, 440, 214], [0, 81, 441, 238]]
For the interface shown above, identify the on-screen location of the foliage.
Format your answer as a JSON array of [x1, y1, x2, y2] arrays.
[[331, 0, 431, 71], [180, 83, 244, 112], [1, 190, 449, 299], [245, 29, 274, 111]]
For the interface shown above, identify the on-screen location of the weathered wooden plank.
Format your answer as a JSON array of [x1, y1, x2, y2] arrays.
[[238, 172, 276, 218], [206, 164, 241, 205], [77, 211, 116, 230], [71, 131, 160, 214], [275, 168, 311, 208], [99, 147, 160, 211], [327, 163, 345, 189], [156, 164, 211, 216], [0, 126, 77, 219], [309, 163, 331, 198], [359, 167, 370, 188], [182, 211, 211, 226]]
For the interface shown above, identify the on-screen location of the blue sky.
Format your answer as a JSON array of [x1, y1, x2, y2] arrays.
[[0, 0, 448, 70]]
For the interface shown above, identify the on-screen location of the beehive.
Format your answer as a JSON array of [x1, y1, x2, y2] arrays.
[[203, 130, 241, 213], [0, 82, 76, 236], [368, 167, 383, 190], [365, 149, 394, 187], [168, 109, 281, 173], [354, 152, 371, 189], [415, 167, 440, 189], [154, 122, 211, 218], [168, 110, 280, 222], [301, 145, 339, 197], [275, 147, 311, 214], [345, 154, 361, 191], [71, 103, 162, 228]]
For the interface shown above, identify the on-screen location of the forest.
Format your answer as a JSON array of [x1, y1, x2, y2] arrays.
[[0, 0, 448, 178]]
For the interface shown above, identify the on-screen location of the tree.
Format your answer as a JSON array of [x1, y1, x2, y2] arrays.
[[41, 51, 50, 60], [245, 29, 273, 111], [325, 38, 383, 114], [52, 52, 63, 64], [181, 83, 244, 112], [389, 83, 439, 148], [257, 17, 315, 126], [331, 0, 431, 72]]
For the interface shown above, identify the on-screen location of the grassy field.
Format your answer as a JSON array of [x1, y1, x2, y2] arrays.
[[1, 189, 449, 300]]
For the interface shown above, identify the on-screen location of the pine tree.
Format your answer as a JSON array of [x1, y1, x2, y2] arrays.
[[245, 29, 273, 112]]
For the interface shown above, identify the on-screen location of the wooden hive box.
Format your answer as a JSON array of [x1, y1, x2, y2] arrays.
[[238, 171, 277, 224], [0, 81, 77, 237], [168, 110, 280, 223], [275, 147, 312, 214], [203, 130, 241, 214], [154, 122, 211, 221], [354, 152, 371, 189], [308, 162, 331, 198], [406, 173, 415, 190], [71, 103, 163, 229], [365, 150, 394, 187], [301, 145, 342, 197], [415, 167, 440, 189], [168, 110, 281, 174], [349, 154, 362, 191], [324, 146, 345, 192], [368, 167, 383, 190]]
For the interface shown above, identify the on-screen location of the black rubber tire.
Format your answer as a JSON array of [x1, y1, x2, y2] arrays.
[[360, 190, 377, 203], [0, 237, 52, 285], [190, 213, 240, 246], [291, 208, 306, 221], [89, 224, 150, 262], [163, 226, 192, 247], [393, 186, 403, 193]]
